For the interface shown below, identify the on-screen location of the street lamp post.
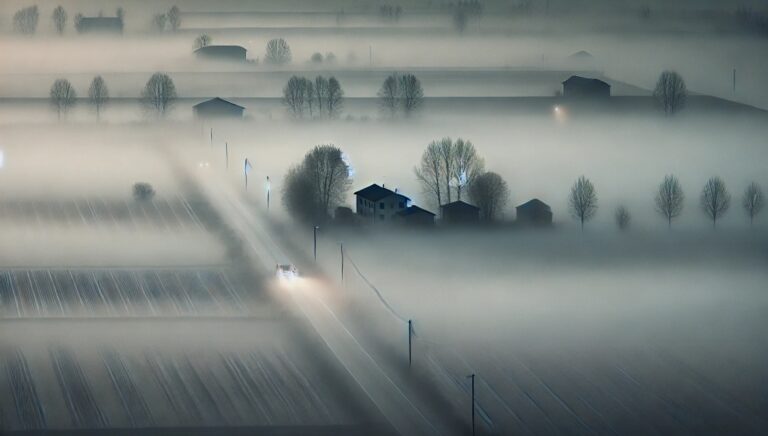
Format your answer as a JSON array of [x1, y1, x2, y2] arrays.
[[313, 226, 319, 262], [468, 373, 476, 436]]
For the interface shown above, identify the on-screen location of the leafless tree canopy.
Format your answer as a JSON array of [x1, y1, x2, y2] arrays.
[[654, 70, 687, 116], [141, 73, 177, 116], [14, 6, 39, 35], [265, 38, 292, 65], [49, 78, 77, 121], [700, 176, 731, 227], [415, 137, 484, 209], [52, 6, 67, 35], [133, 183, 155, 201], [399, 74, 424, 115], [414, 141, 445, 209], [569, 176, 598, 229], [655, 174, 685, 227], [378, 73, 424, 117], [152, 13, 167, 32], [378, 74, 400, 117], [88, 75, 109, 120], [282, 145, 352, 222], [450, 138, 485, 201], [167, 6, 181, 31], [742, 182, 764, 225], [283, 75, 343, 119], [469, 172, 509, 222], [614, 205, 631, 230], [194, 34, 212, 49]]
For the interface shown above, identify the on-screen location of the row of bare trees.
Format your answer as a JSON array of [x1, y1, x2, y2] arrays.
[[152, 5, 181, 32], [415, 138, 511, 221], [570, 175, 764, 230], [378, 73, 424, 117], [49, 76, 108, 120], [14, 5, 127, 35], [48, 73, 177, 120], [283, 76, 344, 119]]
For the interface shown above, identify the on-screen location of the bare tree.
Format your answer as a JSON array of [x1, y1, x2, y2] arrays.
[[451, 138, 484, 201], [314, 76, 329, 117], [469, 172, 509, 222], [50, 78, 76, 121], [437, 137, 455, 204], [453, 8, 468, 33], [326, 76, 344, 118], [378, 74, 400, 117], [152, 13, 167, 32], [655, 174, 684, 228], [74, 13, 83, 32], [305, 80, 315, 117], [88, 75, 109, 120], [116, 7, 125, 22], [310, 52, 323, 63], [133, 182, 155, 201], [415, 141, 445, 209], [654, 70, 687, 116], [569, 176, 598, 230], [700, 176, 731, 228], [265, 38, 292, 65], [283, 76, 307, 118], [742, 182, 764, 226], [167, 6, 181, 31], [399, 73, 424, 115], [52, 6, 67, 35], [14, 6, 39, 35], [193, 33, 211, 49], [283, 145, 351, 222], [614, 205, 630, 230], [141, 73, 177, 116]]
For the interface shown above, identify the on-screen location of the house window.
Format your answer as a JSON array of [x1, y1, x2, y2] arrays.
[[380, 202, 385, 209]]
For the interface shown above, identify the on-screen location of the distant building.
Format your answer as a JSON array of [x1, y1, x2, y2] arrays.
[[516, 199, 553, 226], [395, 205, 435, 227], [569, 50, 594, 60], [562, 76, 610, 98], [193, 98, 245, 119], [440, 201, 480, 225], [76, 16, 124, 34], [354, 184, 409, 223], [194, 45, 247, 62]]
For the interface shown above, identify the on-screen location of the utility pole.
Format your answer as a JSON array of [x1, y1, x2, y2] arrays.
[[266, 176, 271, 210], [340, 242, 344, 282], [313, 226, 319, 262], [468, 374, 476, 436], [408, 320, 413, 367], [733, 68, 736, 93], [225, 142, 229, 169], [210, 128, 213, 146]]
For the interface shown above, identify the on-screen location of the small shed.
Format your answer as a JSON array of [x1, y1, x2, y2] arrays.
[[194, 45, 247, 62], [562, 76, 610, 98], [77, 16, 124, 34], [396, 206, 435, 227], [193, 98, 245, 119], [516, 199, 553, 226], [440, 201, 480, 225]]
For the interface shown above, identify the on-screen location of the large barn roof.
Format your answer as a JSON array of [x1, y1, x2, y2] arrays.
[[193, 97, 245, 110]]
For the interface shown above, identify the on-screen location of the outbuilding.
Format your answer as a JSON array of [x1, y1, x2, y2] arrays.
[[562, 76, 610, 98], [440, 201, 480, 225], [76, 16, 124, 34], [395, 205, 435, 227], [194, 45, 248, 62], [516, 199, 553, 226], [193, 98, 245, 119]]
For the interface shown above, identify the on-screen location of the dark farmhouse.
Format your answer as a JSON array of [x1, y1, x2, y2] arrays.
[[76, 16, 124, 34], [440, 201, 480, 225], [354, 184, 409, 223], [395, 206, 435, 227], [194, 45, 248, 62], [516, 199, 553, 226], [193, 98, 245, 119], [562, 76, 610, 98]]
